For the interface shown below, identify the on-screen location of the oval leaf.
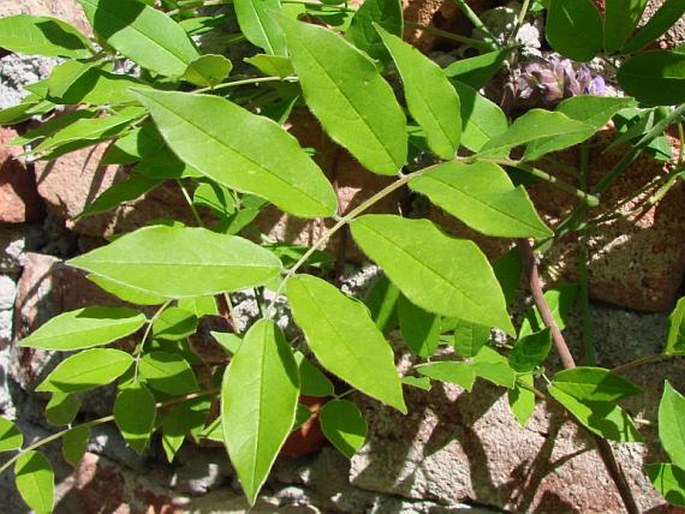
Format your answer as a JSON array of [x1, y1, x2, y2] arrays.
[[19, 306, 145, 351], [0, 14, 92, 58], [659, 381, 685, 469], [345, 0, 403, 62], [452, 320, 490, 359], [152, 307, 198, 341], [68, 225, 282, 298], [62, 426, 90, 467], [183, 54, 233, 87], [450, 80, 508, 152], [133, 89, 336, 217], [277, 16, 407, 175], [548, 385, 641, 442], [234, 0, 286, 55], [287, 274, 406, 412], [508, 329, 552, 373], [36, 349, 133, 393], [221, 319, 299, 505], [553, 367, 643, 402], [604, 0, 648, 53], [646, 463, 685, 507], [417, 361, 476, 391], [15, 451, 54, 514], [666, 297, 685, 355], [0, 417, 23, 452], [320, 400, 367, 458], [622, 0, 685, 53], [376, 25, 460, 160], [410, 161, 552, 239], [77, 0, 200, 77], [471, 346, 516, 389], [295, 352, 335, 397], [46, 392, 81, 426], [398, 295, 441, 358], [546, 0, 603, 62], [114, 384, 157, 454], [87, 275, 166, 306], [350, 215, 514, 335], [617, 50, 685, 105], [140, 351, 199, 395]]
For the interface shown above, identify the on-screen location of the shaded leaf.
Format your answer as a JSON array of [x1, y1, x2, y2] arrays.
[[450, 80, 508, 152], [444, 48, 512, 90], [68, 225, 282, 298], [183, 54, 232, 87], [604, 0, 648, 53], [140, 352, 199, 395], [519, 284, 578, 338], [277, 16, 407, 175], [666, 297, 685, 354], [553, 367, 642, 402], [376, 25, 460, 159], [79, 174, 163, 218], [471, 346, 516, 389], [509, 375, 536, 426], [350, 215, 514, 334], [245, 54, 294, 78], [364, 275, 400, 334], [646, 463, 685, 507], [452, 320, 490, 358], [295, 352, 335, 397], [546, 0, 603, 61], [410, 161, 552, 238], [18, 306, 145, 351], [46, 392, 81, 426], [15, 451, 54, 514], [320, 400, 367, 458], [235, 0, 286, 55], [287, 274, 406, 412], [36, 349, 133, 393], [0, 417, 23, 452], [345, 0, 403, 62], [62, 426, 90, 467], [508, 329, 552, 373], [152, 308, 198, 341], [221, 319, 299, 505], [398, 295, 441, 358], [114, 383, 156, 454], [623, 0, 685, 53], [87, 275, 166, 306], [134, 89, 337, 217], [0, 14, 92, 58], [161, 397, 211, 462], [617, 50, 685, 105], [77, 0, 200, 77]]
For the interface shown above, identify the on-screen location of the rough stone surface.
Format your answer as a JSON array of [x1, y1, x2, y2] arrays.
[[34, 143, 201, 238], [0, 0, 92, 36], [1, 127, 46, 223], [642, 0, 685, 50], [0, 53, 60, 110], [0, 224, 43, 272]]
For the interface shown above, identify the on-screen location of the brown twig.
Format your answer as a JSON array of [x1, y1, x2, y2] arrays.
[[517, 238, 639, 514]]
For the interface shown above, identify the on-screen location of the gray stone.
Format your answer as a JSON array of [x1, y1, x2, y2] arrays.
[[0, 225, 43, 273], [168, 445, 235, 495], [0, 53, 59, 109], [0, 274, 16, 310]]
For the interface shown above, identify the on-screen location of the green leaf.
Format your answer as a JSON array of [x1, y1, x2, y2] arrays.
[[133, 147, 202, 180], [402, 375, 432, 391], [287, 274, 406, 412], [245, 54, 294, 78], [62, 426, 90, 467], [10, 109, 96, 147], [364, 275, 400, 334], [452, 320, 490, 358], [417, 361, 476, 391], [15, 451, 54, 514], [0, 14, 92, 58], [78, 174, 163, 219], [493, 248, 522, 307], [646, 463, 685, 507], [101, 122, 166, 165], [450, 80, 508, 152], [604, 0, 648, 53], [376, 25, 460, 160], [183, 54, 232, 88], [235, 0, 286, 55], [509, 375, 536, 426], [398, 295, 441, 357], [152, 308, 198, 341], [87, 275, 167, 306], [77, 0, 200, 77], [133, 89, 337, 217], [161, 398, 210, 462], [547, 385, 641, 442], [546, 0, 603, 62], [443, 48, 512, 90], [519, 284, 578, 338], [193, 182, 236, 218], [666, 297, 685, 354], [114, 383, 157, 454], [659, 381, 685, 469], [0, 97, 54, 126], [345, 0, 403, 62], [622, 0, 685, 53], [553, 367, 643, 402], [68, 225, 282, 298], [350, 215, 514, 335], [277, 16, 407, 175], [293, 403, 312, 431], [478, 109, 589, 159], [410, 161, 552, 239], [0, 417, 23, 452], [508, 329, 552, 373], [46, 392, 81, 426], [18, 306, 145, 351], [211, 331, 243, 355], [525, 96, 637, 161], [36, 349, 133, 393], [320, 400, 367, 458], [46, 61, 148, 106], [178, 295, 219, 317], [617, 51, 685, 105], [140, 351, 199, 395], [294, 352, 335, 397], [471, 346, 516, 389], [221, 319, 299, 505]]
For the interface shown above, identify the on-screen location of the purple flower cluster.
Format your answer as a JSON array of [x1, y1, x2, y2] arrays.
[[515, 55, 606, 106]]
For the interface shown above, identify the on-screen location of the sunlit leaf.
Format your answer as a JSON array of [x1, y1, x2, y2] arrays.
[[15, 451, 54, 514], [114, 383, 156, 454], [36, 349, 133, 393]]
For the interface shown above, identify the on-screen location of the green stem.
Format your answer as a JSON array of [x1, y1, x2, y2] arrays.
[[166, 0, 229, 16], [611, 353, 684, 375], [195, 76, 297, 95], [134, 300, 173, 380], [508, 0, 531, 46], [578, 141, 595, 365], [451, 0, 499, 50], [176, 179, 203, 227], [404, 22, 496, 51]]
